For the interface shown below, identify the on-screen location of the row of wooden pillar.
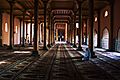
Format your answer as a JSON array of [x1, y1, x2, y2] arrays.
[[68, 0, 114, 58], [0, 0, 114, 57], [0, 0, 55, 56], [32, 0, 55, 55]]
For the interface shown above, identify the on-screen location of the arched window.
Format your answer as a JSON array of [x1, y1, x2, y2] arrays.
[[101, 28, 109, 49], [117, 29, 120, 52], [94, 30, 97, 47], [5, 23, 8, 32], [118, 29, 120, 41], [104, 10, 109, 17], [94, 17, 97, 22], [15, 26, 18, 33]]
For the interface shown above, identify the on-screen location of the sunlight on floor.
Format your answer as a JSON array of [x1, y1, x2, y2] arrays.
[[13, 51, 31, 54], [55, 41, 66, 44], [0, 61, 6, 64]]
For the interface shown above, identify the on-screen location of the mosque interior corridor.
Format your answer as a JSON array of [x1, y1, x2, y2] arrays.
[[0, 43, 120, 80], [0, 0, 120, 80]]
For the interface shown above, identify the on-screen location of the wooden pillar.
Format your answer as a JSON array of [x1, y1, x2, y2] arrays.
[[67, 23, 70, 43], [43, 2, 48, 50], [97, 11, 101, 47], [73, 14, 77, 47], [109, 0, 114, 51], [70, 19, 73, 45], [53, 23, 55, 43], [42, 23, 44, 43], [85, 19, 87, 45], [30, 17, 32, 45], [0, 10, 2, 47], [56, 29, 58, 41], [22, 10, 25, 47], [77, 2, 82, 50], [13, 16, 15, 45], [38, 23, 41, 44], [19, 19, 22, 45], [82, 21, 84, 44], [8, 1, 14, 49], [69, 23, 71, 43], [51, 22, 54, 45], [47, 11, 51, 47], [88, 0, 96, 57], [50, 16, 53, 45], [65, 23, 67, 41], [32, 0, 39, 56], [26, 22, 28, 44]]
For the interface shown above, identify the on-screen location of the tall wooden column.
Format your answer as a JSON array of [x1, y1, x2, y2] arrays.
[[51, 22, 54, 45], [97, 11, 101, 47], [77, 2, 82, 50], [47, 11, 51, 47], [22, 10, 25, 47], [69, 19, 71, 44], [13, 16, 15, 45], [38, 23, 41, 44], [30, 17, 32, 45], [82, 21, 84, 44], [85, 19, 87, 45], [70, 19, 73, 45], [8, 1, 14, 49], [0, 10, 2, 47], [56, 29, 58, 41], [26, 22, 28, 44], [32, 0, 39, 56], [50, 17, 53, 45], [19, 19, 22, 45], [43, 2, 48, 50], [88, 0, 96, 57], [109, 0, 114, 51], [53, 23, 55, 43], [67, 22, 70, 43], [73, 14, 77, 47]]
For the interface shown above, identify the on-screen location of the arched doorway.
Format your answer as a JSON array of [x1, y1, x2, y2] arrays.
[[117, 29, 120, 52], [58, 29, 65, 41], [101, 28, 109, 49], [94, 30, 97, 47]]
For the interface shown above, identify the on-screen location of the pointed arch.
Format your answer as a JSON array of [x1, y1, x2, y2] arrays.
[[94, 29, 97, 47], [117, 28, 120, 52], [118, 28, 120, 41], [101, 28, 109, 49]]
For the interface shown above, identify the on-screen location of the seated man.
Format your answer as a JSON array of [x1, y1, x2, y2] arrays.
[[84, 48, 91, 61]]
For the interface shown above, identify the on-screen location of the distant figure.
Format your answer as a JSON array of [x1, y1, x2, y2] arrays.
[[84, 48, 91, 61]]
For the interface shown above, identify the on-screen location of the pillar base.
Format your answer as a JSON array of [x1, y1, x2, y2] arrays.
[[31, 51, 39, 56], [21, 44, 25, 47], [73, 44, 77, 48], [91, 54, 97, 58], [70, 43, 73, 45], [51, 43, 53, 46], [38, 41, 42, 45], [0, 45, 4, 50], [106, 49, 114, 52], [96, 46, 102, 48], [29, 43, 32, 45], [0, 45, 3, 47], [43, 46, 48, 50], [7, 45, 13, 50], [77, 46, 83, 51], [47, 44, 51, 48]]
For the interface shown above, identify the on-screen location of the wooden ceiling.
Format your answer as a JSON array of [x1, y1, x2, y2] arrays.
[[0, 0, 110, 23]]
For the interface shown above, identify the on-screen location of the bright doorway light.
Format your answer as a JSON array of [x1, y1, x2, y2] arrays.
[[16, 26, 18, 33], [104, 11, 108, 17], [5, 23, 8, 32]]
